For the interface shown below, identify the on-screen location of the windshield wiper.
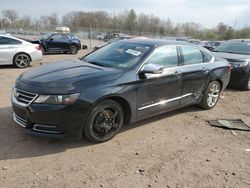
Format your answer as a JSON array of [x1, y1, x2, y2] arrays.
[[213, 50, 250, 55], [88, 61, 106, 67]]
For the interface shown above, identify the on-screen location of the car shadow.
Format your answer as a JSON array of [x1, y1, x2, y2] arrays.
[[0, 105, 201, 161], [0, 65, 16, 69]]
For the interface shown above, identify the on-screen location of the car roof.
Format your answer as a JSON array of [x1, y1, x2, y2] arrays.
[[121, 39, 188, 47]]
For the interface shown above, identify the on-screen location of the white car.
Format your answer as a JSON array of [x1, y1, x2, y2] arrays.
[[0, 35, 42, 68]]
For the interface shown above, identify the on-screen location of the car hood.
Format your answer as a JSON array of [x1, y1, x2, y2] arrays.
[[213, 52, 250, 62], [17, 59, 123, 93]]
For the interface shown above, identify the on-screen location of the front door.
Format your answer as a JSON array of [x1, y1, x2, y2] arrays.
[[0, 36, 19, 65], [136, 45, 182, 120], [47, 34, 69, 52]]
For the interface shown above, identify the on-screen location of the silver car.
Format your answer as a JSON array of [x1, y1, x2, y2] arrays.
[[0, 34, 42, 68]]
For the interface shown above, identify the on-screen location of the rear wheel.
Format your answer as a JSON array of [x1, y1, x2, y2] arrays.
[[84, 100, 124, 143], [13, 53, 31, 68], [69, 45, 78, 54], [198, 81, 221, 110], [240, 74, 250, 90]]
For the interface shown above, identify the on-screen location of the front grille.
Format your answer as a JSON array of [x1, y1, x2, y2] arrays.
[[14, 88, 38, 106], [13, 113, 27, 128]]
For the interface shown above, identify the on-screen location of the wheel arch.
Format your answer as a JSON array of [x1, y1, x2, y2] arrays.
[[209, 78, 223, 90], [12, 52, 32, 64], [93, 95, 132, 125]]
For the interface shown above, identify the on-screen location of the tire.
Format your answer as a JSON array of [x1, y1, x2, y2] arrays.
[[239, 74, 250, 91], [198, 81, 221, 110], [13, 53, 31, 68], [69, 45, 78, 54], [84, 100, 124, 143]]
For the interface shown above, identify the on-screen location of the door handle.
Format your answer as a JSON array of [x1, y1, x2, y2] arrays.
[[174, 71, 182, 77], [202, 67, 209, 72]]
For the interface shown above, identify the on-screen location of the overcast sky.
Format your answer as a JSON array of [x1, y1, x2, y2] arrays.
[[1, 0, 250, 28]]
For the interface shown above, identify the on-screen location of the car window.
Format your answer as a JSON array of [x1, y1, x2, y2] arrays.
[[70, 34, 78, 40], [202, 51, 213, 62], [145, 46, 178, 68], [181, 46, 203, 65], [50, 34, 69, 41], [0, 37, 22, 45]]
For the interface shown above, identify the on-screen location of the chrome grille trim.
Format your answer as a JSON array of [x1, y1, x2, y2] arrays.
[[33, 124, 61, 134], [13, 88, 38, 107], [13, 113, 27, 128]]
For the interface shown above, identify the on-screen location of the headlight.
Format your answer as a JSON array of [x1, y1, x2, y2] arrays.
[[34, 93, 80, 105], [231, 61, 248, 68]]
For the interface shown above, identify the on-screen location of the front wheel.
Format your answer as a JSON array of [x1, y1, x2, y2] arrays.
[[198, 81, 221, 110], [69, 45, 78, 54], [84, 100, 124, 143]]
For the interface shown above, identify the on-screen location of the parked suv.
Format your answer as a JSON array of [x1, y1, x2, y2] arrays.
[[12, 39, 231, 142], [40, 33, 81, 54]]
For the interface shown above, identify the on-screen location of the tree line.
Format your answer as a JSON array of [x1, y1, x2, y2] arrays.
[[1, 9, 250, 40]]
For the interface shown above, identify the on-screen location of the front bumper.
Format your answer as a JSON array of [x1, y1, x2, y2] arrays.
[[11, 93, 86, 139], [229, 66, 250, 87]]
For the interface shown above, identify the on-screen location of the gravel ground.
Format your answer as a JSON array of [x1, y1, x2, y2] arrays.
[[0, 49, 249, 188]]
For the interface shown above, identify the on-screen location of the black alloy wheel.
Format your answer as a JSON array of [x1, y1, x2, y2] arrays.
[[84, 100, 124, 143]]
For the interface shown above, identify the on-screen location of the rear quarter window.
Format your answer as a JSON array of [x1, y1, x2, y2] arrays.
[[202, 51, 213, 62], [0, 37, 22, 45], [181, 46, 203, 65]]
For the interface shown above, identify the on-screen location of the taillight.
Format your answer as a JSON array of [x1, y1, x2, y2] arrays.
[[227, 63, 232, 73], [35, 45, 41, 51]]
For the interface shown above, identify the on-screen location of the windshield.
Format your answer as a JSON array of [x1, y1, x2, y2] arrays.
[[214, 42, 250, 55], [83, 41, 152, 69]]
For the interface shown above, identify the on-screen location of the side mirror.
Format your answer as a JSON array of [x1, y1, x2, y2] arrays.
[[140, 63, 164, 75], [49, 38, 53, 41]]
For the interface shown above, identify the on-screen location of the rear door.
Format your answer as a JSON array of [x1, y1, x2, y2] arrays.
[[136, 45, 183, 119], [0, 36, 21, 65], [179, 45, 213, 106]]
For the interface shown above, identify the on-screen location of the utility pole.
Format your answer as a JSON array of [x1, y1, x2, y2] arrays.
[[89, 22, 92, 49], [0, 17, 4, 32], [233, 16, 237, 32]]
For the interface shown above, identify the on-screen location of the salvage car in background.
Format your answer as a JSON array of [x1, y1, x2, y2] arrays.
[[0, 34, 42, 68], [203, 41, 222, 51], [40, 33, 82, 54], [12, 39, 231, 142], [213, 40, 250, 90], [93, 35, 134, 50], [188, 39, 202, 46]]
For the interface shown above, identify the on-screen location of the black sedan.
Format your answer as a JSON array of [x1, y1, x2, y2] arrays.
[[213, 40, 250, 90], [12, 39, 231, 142], [40, 33, 82, 54]]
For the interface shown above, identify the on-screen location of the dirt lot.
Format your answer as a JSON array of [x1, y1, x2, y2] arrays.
[[0, 49, 250, 188]]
